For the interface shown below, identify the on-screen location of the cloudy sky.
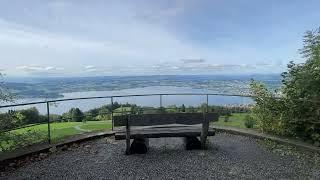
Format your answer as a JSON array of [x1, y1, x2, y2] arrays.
[[0, 0, 319, 77]]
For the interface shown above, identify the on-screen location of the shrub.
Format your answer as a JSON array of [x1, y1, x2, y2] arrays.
[[0, 130, 47, 152], [250, 28, 320, 142], [244, 115, 255, 128]]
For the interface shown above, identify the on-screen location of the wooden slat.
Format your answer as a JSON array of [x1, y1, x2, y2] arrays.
[[201, 112, 209, 149], [115, 125, 216, 140], [113, 113, 219, 126]]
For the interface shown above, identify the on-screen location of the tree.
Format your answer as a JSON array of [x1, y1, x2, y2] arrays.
[[62, 108, 85, 122], [0, 74, 47, 152], [19, 107, 42, 124], [180, 104, 186, 112], [0, 73, 13, 103], [71, 108, 84, 122], [250, 27, 320, 145]]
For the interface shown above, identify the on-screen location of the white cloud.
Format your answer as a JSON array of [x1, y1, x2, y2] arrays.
[[85, 65, 96, 69], [16, 65, 64, 72], [0, 0, 292, 76], [180, 59, 206, 64]]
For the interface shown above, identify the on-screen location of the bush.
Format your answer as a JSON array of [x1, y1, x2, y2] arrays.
[[0, 130, 47, 152], [250, 28, 320, 142], [244, 115, 255, 128]]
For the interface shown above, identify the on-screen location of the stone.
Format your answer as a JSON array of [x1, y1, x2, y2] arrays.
[[72, 143, 79, 148], [90, 150, 99, 155], [49, 146, 57, 153], [60, 145, 68, 151], [39, 153, 48, 158], [314, 141, 320, 147]]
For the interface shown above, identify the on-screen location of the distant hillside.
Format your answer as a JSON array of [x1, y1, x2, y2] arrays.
[[3, 75, 281, 99]]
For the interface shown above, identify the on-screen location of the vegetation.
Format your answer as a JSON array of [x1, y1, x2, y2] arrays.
[[213, 113, 250, 129], [0, 98, 250, 152], [1, 121, 112, 151], [244, 115, 256, 128], [0, 73, 13, 103], [250, 28, 320, 146]]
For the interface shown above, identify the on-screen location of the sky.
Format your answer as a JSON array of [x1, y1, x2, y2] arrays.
[[0, 0, 319, 77]]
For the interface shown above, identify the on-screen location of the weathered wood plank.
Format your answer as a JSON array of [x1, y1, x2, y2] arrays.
[[115, 126, 216, 140], [114, 113, 219, 126], [125, 115, 131, 155], [201, 112, 209, 149]]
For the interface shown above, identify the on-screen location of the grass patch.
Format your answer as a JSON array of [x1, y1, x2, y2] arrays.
[[1, 121, 112, 152], [80, 121, 112, 131], [212, 113, 253, 129]]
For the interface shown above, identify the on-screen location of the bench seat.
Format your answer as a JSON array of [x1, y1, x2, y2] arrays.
[[113, 113, 219, 154], [115, 124, 216, 140]]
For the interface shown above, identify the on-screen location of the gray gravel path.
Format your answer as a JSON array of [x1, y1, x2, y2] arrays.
[[1, 133, 320, 180]]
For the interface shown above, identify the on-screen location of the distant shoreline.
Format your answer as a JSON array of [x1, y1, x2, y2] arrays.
[[4, 75, 281, 99]]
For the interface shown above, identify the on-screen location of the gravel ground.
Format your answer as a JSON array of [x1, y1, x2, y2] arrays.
[[1, 133, 320, 180]]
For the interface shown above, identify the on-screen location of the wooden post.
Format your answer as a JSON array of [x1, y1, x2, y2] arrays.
[[200, 95, 209, 149], [125, 115, 131, 155], [111, 97, 114, 131], [46, 102, 51, 144], [201, 112, 209, 149], [160, 94, 163, 113]]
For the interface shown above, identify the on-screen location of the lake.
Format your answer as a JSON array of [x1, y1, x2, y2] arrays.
[[1, 86, 253, 115]]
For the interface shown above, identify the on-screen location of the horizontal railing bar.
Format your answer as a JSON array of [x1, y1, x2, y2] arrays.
[[47, 96, 112, 103], [0, 93, 256, 108], [0, 101, 48, 108]]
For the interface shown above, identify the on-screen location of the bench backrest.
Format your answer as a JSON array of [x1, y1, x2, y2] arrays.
[[113, 113, 219, 126]]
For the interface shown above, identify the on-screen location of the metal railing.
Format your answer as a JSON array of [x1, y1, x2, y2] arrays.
[[0, 93, 254, 146]]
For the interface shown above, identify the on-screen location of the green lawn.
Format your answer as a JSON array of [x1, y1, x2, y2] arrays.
[[80, 121, 112, 131], [212, 113, 252, 129], [114, 107, 132, 115], [1, 121, 112, 152]]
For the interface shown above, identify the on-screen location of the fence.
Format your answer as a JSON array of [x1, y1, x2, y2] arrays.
[[0, 93, 254, 153]]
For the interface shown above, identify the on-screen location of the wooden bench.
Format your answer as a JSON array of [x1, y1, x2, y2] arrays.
[[114, 113, 219, 154]]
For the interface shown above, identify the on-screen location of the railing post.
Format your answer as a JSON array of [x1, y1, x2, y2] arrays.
[[46, 102, 51, 144], [160, 94, 163, 113], [111, 97, 114, 131], [206, 94, 209, 113]]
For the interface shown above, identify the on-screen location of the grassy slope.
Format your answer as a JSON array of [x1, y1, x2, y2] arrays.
[[1, 121, 112, 152], [212, 113, 250, 129]]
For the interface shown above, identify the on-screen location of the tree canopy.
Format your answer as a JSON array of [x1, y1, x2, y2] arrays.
[[0, 73, 13, 103], [250, 28, 320, 145]]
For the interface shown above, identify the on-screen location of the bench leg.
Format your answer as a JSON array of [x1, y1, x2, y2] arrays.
[[126, 136, 131, 155], [125, 117, 131, 155], [201, 112, 209, 149], [130, 138, 149, 154], [184, 137, 201, 150]]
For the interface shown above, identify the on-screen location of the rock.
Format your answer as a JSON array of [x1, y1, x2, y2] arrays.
[[84, 145, 91, 148], [90, 150, 99, 155], [72, 143, 79, 148], [60, 145, 68, 151], [9, 163, 16, 167], [314, 141, 320, 147], [49, 146, 57, 153], [39, 153, 48, 158]]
